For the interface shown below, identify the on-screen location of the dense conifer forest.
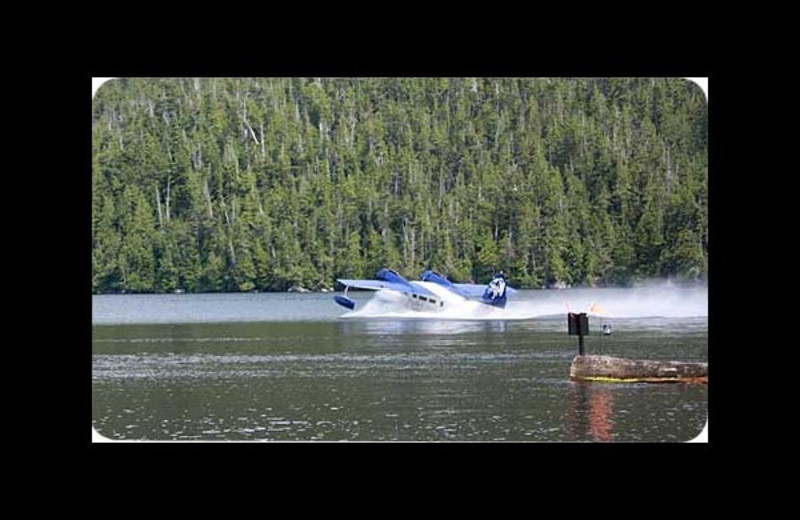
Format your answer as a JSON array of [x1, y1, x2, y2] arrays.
[[91, 78, 707, 293]]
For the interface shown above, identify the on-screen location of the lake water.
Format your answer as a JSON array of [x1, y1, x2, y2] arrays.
[[92, 286, 708, 442]]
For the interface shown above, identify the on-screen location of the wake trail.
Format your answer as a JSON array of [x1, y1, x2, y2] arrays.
[[340, 286, 707, 320]]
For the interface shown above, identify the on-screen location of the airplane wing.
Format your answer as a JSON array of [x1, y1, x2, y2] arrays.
[[337, 279, 438, 298]]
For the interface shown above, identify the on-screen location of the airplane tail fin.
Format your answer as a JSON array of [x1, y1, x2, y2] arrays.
[[481, 273, 508, 308]]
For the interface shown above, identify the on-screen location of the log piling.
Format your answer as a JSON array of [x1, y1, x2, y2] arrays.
[[570, 355, 708, 384]]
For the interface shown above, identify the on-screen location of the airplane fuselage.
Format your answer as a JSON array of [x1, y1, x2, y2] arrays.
[[404, 281, 452, 311], [383, 281, 501, 313]]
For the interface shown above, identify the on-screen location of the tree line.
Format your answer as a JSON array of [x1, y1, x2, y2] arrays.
[[91, 77, 707, 293]]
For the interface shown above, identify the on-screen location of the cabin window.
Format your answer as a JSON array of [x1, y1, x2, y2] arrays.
[[419, 296, 428, 302], [440, 301, 444, 307], [411, 294, 417, 299]]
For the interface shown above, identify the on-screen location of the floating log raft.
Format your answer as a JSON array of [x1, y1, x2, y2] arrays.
[[570, 355, 708, 384]]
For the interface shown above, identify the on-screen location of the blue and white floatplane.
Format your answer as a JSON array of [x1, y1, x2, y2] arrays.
[[334, 268, 516, 313]]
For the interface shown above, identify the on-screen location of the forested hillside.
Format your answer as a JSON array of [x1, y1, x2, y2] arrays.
[[91, 78, 707, 293]]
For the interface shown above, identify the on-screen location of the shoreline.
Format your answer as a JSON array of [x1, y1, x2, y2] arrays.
[[92, 279, 709, 296]]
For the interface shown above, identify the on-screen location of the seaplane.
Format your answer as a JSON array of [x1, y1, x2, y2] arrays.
[[333, 268, 516, 313]]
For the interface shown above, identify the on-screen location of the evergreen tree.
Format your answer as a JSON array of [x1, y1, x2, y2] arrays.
[[92, 78, 708, 292]]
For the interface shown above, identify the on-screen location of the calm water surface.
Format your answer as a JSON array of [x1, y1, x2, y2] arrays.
[[92, 289, 708, 442]]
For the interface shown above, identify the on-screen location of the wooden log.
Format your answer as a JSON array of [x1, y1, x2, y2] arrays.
[[570, 355, 707, 384]]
